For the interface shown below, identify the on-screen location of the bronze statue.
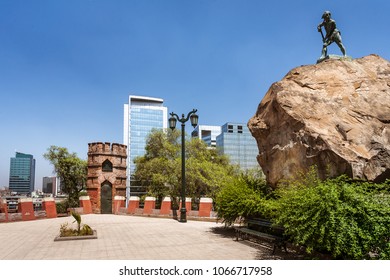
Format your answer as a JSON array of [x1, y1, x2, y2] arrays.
[[317, 11, 346, 60]]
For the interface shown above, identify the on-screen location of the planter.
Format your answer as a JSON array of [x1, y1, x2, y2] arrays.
[[54, 230, 97, 241]]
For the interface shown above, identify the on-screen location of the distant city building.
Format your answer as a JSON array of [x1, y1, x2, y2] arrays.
[[193, 122, 259, 171], [42, 177, 57, 196], [191, 125, 221, 148], [9, 152, 35, 194], [192, 122, 259, 170], [0, 187, 11, 197], [216, 123, 259, 170], [123, 95, 168, 197]]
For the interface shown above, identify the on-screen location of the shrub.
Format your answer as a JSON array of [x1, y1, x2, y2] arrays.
[[59, 222, 75, 237], [272, 173, 390, 259], [215, 175, 270, 226]]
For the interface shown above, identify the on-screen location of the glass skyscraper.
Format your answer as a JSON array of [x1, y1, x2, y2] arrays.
[[215, 122, 259, 170], [191, 125, 221, 148], [9, 152, 36, 194], [123, 95, 167, 197]]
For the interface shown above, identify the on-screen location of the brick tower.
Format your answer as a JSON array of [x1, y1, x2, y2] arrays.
[[87, 142, 127, 214]]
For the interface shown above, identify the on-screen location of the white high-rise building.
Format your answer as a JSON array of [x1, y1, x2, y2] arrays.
[[123, 95, 168, 198]]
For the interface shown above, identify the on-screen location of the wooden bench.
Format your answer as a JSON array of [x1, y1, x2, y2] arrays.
[[235, 218, 287, 254]]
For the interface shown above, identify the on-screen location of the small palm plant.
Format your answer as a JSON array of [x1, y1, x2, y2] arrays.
[[59, 212, 93, 237], [72, 212, 82, 234]]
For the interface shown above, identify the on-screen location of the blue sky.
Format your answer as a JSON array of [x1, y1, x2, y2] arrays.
[[1, 0, 389, 189]]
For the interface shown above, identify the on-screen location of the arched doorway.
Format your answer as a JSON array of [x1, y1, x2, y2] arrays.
[[101, 181, 112, 214]]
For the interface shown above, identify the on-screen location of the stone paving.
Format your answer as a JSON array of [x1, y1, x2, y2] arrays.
[[0, 214, 265, 260]]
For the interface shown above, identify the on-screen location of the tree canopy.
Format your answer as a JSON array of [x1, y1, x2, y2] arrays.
[[43, 146, 87, 207], [133, 129, 238, 202]]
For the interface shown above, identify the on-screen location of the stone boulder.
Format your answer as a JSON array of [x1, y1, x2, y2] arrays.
[[248, 54, 390, 187]]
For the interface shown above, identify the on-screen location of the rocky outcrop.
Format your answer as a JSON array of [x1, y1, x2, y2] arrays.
[[248, 55, 390, 187]]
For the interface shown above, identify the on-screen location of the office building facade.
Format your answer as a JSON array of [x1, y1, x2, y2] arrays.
[[191, 125, 221, 148], [9, 152, 36, 194], [215, 123, 259, 170], [123, 95, 168, 197], [42, 176, 57, 196]]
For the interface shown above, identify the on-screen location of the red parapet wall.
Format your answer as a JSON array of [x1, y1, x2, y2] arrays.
[[160, 197, 172, 215], [3, 195, 216, 223], [127, 196, 140, 214], [18, 198, 36, 221], [42, 198, 57, 218], [199, 198, 213, 217], [143, 197, 156, 215], [179, 198, 192, 212], [124, 196, 216, 220], [113, 196, 125, 214]]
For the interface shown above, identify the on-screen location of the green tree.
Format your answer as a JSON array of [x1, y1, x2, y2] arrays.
[[134, 129, 181, 201], [133, 129, 237, 203], [185, 138, 238, 200], [44, 146, 87, 207]]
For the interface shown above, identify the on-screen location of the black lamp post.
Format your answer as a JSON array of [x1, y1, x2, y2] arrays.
[[169, 109, 198, 223]]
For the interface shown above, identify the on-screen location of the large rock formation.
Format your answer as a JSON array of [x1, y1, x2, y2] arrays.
[[248, 54, 390, 187]]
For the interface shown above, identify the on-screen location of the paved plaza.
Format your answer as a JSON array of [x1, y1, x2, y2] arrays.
[[0, 214, 273, 260]]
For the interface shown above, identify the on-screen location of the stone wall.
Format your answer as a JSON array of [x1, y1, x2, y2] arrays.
[[87, 142, 127, 214]]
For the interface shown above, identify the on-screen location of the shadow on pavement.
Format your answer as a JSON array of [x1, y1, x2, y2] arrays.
[[208, 226, 330, 260]]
